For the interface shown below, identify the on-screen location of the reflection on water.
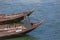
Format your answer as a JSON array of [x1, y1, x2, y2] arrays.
[[1, 35, 37, 40]]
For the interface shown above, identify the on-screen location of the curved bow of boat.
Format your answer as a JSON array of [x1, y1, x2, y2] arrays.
[[24, 8, 35, 16], [0, 9, 35, 24], [18, 19, 44, 34], [0, 20, 44, 38]]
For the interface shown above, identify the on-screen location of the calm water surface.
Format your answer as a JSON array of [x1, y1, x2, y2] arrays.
[[0, 0, 60, 40]]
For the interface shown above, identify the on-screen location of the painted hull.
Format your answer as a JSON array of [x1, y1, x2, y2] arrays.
[[0, 20, 44, 38], [0, 9, 34, 24]]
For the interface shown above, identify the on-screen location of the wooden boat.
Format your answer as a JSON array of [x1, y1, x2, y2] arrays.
[[0, 20, 44, 38], [0, 9, 34, 24]]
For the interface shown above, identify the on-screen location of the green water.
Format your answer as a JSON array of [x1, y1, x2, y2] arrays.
[[9, 22, 23, 25], [1, 35, 37, 40], [15, 22, 23, 24]]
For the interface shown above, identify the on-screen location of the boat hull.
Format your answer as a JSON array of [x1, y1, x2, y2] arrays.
[[0, 9, 34, 24], [0, 20, 44, 38]]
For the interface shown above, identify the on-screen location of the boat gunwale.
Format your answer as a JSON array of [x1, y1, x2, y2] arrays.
[[0, 20, 44, 38], [0, 9, 35, 22]]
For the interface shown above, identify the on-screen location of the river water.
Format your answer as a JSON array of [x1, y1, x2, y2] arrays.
[[0, 0, 60, 40]]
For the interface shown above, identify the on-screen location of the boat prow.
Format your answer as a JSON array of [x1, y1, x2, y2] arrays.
[[0, 9, 34, 24], [20, 20, 44, 34], [0, 20, 44, 38]]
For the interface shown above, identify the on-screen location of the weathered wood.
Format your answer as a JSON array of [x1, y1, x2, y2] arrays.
[[0, 20, 44, 38], [0, 9, 34, 24]]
